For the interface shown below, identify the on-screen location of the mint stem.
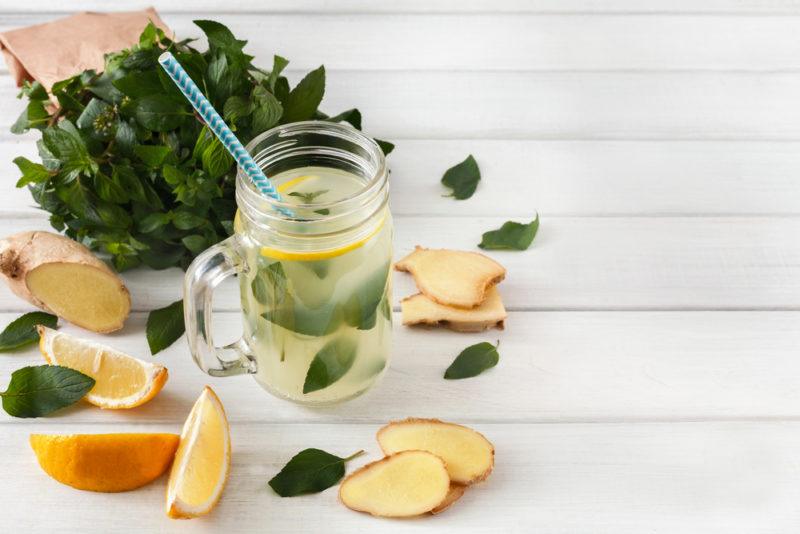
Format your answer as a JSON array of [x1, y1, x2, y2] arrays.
[[343, 450, 365, 463]]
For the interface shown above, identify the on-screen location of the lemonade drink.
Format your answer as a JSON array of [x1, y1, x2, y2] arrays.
[[239, 167, 392, 404]]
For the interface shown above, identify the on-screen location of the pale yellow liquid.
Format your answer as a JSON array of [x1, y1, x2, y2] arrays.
[[240, 167, 392, 404]]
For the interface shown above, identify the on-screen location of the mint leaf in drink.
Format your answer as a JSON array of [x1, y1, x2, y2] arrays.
[[1, 365, 95, 418], [0, 312, 58, 352], [288, 190, 329, 203], [146, 300, 185, 355], [282, 65, 326, 122], [479, 214, 540, 250], [444, 341, 500, 379], [442, 154, 480, 200], [269, 448, 364, 497], [303, 337, 357, 393], [252, 262, 287, 305]]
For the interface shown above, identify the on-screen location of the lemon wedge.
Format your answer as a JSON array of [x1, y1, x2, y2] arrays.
[[166, 386, 231, 519], [30, 433, 179, 492], [37, 326, 167, 409]]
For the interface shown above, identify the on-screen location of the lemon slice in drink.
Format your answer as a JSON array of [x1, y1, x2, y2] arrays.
[[233, 173, 385, 262], [37, 326, 168, 409], [166, 386, 231, 519]]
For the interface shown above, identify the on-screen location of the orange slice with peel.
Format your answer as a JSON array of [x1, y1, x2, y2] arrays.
[[30, 433, 179, 492]]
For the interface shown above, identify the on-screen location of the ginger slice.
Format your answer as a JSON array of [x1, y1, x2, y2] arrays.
[[377, 418, 495, 485], [401, 286, 506, 332], [0, 231, 130, 333], [339, 450, 450, 517], [431, 484, 467, 514], [395, 246, 506, 308]]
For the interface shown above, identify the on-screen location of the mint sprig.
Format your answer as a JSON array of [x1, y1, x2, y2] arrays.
[[10, 20, 393, 272]]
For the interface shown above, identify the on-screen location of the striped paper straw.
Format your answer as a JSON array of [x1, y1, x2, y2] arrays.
[[158, 52, 288, 208]]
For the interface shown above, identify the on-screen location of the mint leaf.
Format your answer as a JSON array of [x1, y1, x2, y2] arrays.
[[146, 300, 185, 355], [269, 448, 364, 497], [375, 139, 395, 156], [282, 66, 325, 123], [444, 341, 500, 379], [11, 101, 48, 134], [252, 262, 287, 305], [288, 190, 329, 203], [267, 55, 289, 91], [251, 86, 283, 132], [223, 95, 254, 121], [42, 120, 97, 180], [442, 154, 480, 200], [13, 157, 51, 187], [134, 95, 189, 131], [134, 145, 174, 167], [303, 337, 357, 394], [0, 312, 58, 352], [479, 215, 539, 251], [324, 108, 362, 130], [201, 138, 234, 179], [1, 365, 94, 418]]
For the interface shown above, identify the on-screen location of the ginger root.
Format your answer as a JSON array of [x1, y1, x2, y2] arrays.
[[395, 246, 506, 308], [339, 450, 450, 517], [377, 418, 495, 485], [401, 286, 506, 332], [0, 231, 130, 333], [431, 484, 467, 514]]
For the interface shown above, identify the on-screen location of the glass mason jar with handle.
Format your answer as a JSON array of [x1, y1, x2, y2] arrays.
[[184, 121, 392, 405]]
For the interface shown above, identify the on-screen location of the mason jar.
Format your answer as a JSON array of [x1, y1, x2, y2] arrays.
[[184, 121, 392, 405]]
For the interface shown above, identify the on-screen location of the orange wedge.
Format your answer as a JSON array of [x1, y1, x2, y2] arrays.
[[37, 326, 167, 409], [166, 386, 231, 519], [30, 433, 179, 492]]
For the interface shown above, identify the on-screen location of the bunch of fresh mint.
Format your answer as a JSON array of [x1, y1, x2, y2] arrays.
[[10, 20, 392, 271]]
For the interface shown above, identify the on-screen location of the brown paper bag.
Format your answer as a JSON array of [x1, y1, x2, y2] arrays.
[[0, 8, 169, 91]]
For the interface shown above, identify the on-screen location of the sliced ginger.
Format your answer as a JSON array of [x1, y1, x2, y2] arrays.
[[339, 450, 450, 517], [395, 246, 505, 308], [0, 231, 130, 333], [30, 433, 179, 492], [431, 484, 467, 514], [401, 286, 506, 332], [38, 326, 168, 409], [377, 418, 495, 485]]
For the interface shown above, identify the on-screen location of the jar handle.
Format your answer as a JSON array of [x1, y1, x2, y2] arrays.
[[183, 235, 256, 377]]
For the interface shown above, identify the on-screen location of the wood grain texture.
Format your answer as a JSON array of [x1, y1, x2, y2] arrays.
[[5, 138, 800, 217], [1, 421, 798, 533], [0, 216, 798, 312], [8, 71, 800, 139], [5, 13, 800, 71], [8, 0, 800, 14], [1, 310, 798, 425]]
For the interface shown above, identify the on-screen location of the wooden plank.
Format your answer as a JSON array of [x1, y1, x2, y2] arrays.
[[0, 216, 798, 312], [7, 71, 800, 139], [1, 421, 798, 532], [4, 13, 800, 71], [1, 311, 799, 424], [7, 0, 800, 14], [5, 138, 800, 217]]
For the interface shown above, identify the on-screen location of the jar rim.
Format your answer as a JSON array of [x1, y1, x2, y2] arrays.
[[236, 120, 387, 221]]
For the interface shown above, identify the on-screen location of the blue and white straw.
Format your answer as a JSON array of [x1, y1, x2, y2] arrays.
[[158, 52, 287, 207]]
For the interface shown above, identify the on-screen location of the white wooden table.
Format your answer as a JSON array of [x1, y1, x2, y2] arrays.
[[2, 1, 800, 532]]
